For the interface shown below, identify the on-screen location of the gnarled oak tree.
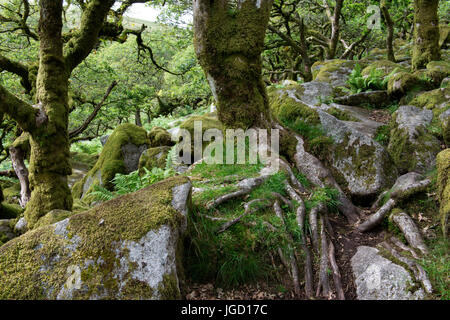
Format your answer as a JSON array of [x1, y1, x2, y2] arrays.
[[193, 0, 273, 129]]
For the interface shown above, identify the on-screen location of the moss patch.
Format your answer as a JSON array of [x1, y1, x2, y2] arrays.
[[34, 210, 74, 229], [268, 87, 319, 125], [362, 60, 406, 79], [138, 146, 171, 174], [436, 149, 450, 237], [149, 127, 174, 148], [0, 175, 189, 299], [73, 123, 149, 199], [0, 202, 23, 219]]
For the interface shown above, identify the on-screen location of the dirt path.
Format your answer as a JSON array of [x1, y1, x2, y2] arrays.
[[327, 209, 387, 299]]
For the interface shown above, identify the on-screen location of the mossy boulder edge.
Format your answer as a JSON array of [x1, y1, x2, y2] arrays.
[[0, 176, 192, 299]]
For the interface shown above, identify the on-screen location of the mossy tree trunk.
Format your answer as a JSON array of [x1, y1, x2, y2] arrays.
[[381, 0, 396, 62], [0, 0, 116, 227], [193, 0, 273, 129], [23, 0, 72, 227], [412, 0, 440, 70], [324, 0, 343, 60]]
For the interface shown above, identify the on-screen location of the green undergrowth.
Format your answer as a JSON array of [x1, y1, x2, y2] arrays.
[[90, 167, 175, 202], [374, 125, 391, 145], [419, 237, 450, 300], [346, 63, 391, 94], [185, 169, 294, 288], [185, 156, 341, 289], [281, 118, 334, 159]]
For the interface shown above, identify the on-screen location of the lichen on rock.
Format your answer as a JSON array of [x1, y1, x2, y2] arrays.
[[351, 246, 424, 300], [0, 176, 192, 299], [318, 111, 397, 201], [312, 59, 357, 87], [387, 106, 441, 174]]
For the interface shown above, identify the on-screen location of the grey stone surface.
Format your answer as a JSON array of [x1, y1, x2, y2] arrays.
[[14, 217, 27, 233], [318, 111, 397, 199], [100, 135, 109, 146], [333, 90, 390, 107], [296, 81, 334, 106], [351, 246, 424, 300], [121, 143, 148, 173], [388, 106, 441, 173], [0, 178, 192, 300]]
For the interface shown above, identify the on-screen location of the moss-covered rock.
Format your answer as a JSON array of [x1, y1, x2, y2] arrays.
[[440, 109, 450, 146], [409, 87, 450, 115], [312, 59, 358, 87], [178, 114, 224, 157], [268, 85, 320, 124], [138, 146, 172, 174], [325, 107, 360, 122], [2, 183, 21, 205], [361, 60, 406, 79], [387, 106, 441, 174], [424, 61, 450, 85], [72, 124, 149, 201], [0, 184, 23, 219], [34, 210, 74, 229], [436, 149, 450, 237], [148, 127, 174, 148], [179, 114, 223, 136], [318, 111, 397, 201], [333, 90, 391, 108], [0, 176, 192, 299], [387, 71, 431, 96], [0, 219, 15, 246]]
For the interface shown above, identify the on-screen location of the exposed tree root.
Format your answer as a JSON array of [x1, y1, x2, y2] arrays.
[[272, 192, 295, 211], [371, 190, 388, 211], [216, 199, 270, 234], [391, 179, 431, 201], [284, 183, 314, 298], [273, 200, 301, 296], [390, 236, 420, 259], [328, 240, 345, 300], [279, 158, 307, 193], [391, 211, 429, 255], [357, 198, 396, 232], [291, 132, 360, 223], [380, 241, 432, 294], [317, 218, 331, 298], [206, 176, 267, 209]]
